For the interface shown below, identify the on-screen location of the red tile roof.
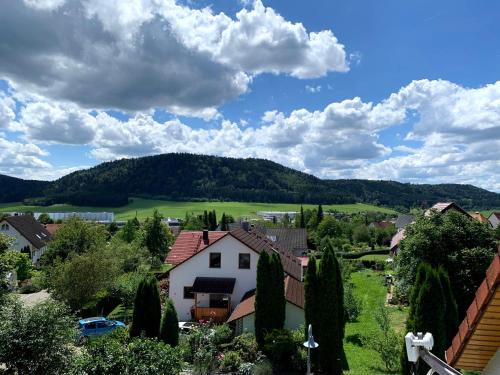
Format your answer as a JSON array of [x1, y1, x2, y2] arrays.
[[165, 231, 228, 265], [470, 212, 489, 224], [446, 245, 500, 368], [227, 275, 305, 322]]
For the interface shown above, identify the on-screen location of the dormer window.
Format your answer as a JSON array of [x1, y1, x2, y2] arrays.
[[1, 224, 9, 231]]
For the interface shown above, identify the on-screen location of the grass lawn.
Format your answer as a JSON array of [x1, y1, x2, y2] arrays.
[[344, 269, 408, 375], [0, 198, 397, 221], [357, 254, 392, 262]]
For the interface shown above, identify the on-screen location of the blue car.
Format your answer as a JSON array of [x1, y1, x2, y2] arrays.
[[78, 317, 126, 343]]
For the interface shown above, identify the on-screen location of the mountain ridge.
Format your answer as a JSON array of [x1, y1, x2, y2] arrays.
[[1, 153, 499, 210]]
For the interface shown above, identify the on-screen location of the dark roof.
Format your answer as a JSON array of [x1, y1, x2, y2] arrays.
[[165, 231, 228, 265], [446, 246, 500, 370], [230, 228, 303, 281], [3, 215, 51, 249], [489, 212, 500, 220], [395, 214, 414, 230], [256, 227, 308, 257], [192, 277, 236, 294], [227, 275, 304, 322]]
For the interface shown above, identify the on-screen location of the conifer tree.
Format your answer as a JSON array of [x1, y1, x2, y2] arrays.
[[255, 251, 272, 347], [438, 267, 458, 347], [160, 298, 179, 347], [317, 244, 344, 374], [130, 275, 161, 338], [300, 205, 306, 228], [304, 255, 319, 368], [220, 213, 228, 231], [203, 210, 209, 228], [317, 204, 324, 223], [271, 252, 286, 329], [211, 210, 217, 230]]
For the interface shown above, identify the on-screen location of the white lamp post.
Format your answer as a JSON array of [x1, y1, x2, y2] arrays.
[[303, 324, 319, 375]]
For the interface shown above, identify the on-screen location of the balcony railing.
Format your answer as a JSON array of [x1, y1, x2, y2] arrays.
[[194, 307, 229, 323]]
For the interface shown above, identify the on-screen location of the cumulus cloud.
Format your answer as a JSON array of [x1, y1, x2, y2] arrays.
[[0, 0, 348, 118], [0, 94, 16, 129], [0, 135, 50, 177]]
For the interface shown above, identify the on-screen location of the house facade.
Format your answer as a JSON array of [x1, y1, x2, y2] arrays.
[[0, 215, 52, 264], [166, 228, 305, 332]]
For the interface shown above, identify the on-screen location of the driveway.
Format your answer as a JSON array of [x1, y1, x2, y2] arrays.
[[18, 289, 50, 307]]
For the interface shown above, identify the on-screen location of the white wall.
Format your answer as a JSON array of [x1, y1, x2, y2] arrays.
[[169, 235, 259, 321], [0, 220, 46, 264], [483, 349, 500, 375]]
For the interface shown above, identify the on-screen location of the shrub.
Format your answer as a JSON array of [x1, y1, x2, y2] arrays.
[[219, 350, 243, 373], [227, 333, 260, 363], [160, 298, 179, 347], [19, 283, 41, 294], [213, 323, 233, 347], [344, 282, 363, 322], [263, 329, 296, 371], [252, 359, 274, 375], [238, 362, 254, 375]]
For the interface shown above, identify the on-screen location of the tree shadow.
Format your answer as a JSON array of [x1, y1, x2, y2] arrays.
[[345, 333, 364, 346]]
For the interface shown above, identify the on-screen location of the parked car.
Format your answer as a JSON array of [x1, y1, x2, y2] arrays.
[[78, 317, 126, 343], [178, 321, 199, 334]]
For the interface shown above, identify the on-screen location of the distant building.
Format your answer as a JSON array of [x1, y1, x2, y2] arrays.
[[489, 212, 500, 229], [390, 229, 405, 256], [470, 212, 489, 225], [256, 211, 298, 221], [0, 215, 52, 264], [425, 202, 471, 217], [34, 212, 115, 223], [394, 214, 414, 231], [162, 217, 182, 236]]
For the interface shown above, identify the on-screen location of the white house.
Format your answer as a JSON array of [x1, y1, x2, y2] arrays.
[[488, 212, 500, 229], [0, 215, 52, 264], [166, 228, 305, 333]]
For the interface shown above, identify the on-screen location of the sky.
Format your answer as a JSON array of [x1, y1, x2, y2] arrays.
[[0, 0, 499, 191]]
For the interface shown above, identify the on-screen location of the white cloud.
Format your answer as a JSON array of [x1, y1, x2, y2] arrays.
[[0, 0, 347, 118], [0, 136, 50, 177], [0, 94, 16, 129], [305, 85, 322, 93]]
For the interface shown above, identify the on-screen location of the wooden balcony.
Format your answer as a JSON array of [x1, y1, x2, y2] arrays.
[[194, 307, 230, 323]]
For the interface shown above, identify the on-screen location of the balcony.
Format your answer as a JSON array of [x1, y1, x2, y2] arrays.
[[194, 306, 230, 323]]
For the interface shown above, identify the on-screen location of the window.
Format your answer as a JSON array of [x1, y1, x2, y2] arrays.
[[1, 224, 8, 231], [239, 253, 250, 269], [183, 286, 194, 299], [96, 321, 106, 329], [209, 252, 221, 268]]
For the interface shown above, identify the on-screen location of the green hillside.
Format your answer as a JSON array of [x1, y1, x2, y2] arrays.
[[0, 198, 396, 221]]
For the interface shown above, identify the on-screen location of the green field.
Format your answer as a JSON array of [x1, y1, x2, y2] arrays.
[[0, 198, 397, 221], [345, 270, 408, 374]]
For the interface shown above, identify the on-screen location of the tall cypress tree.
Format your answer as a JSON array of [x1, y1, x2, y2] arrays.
[[255, 251, 272, 347], [304, 255, 319, 369], [271, 252, 286, 330], [130, 275, 161, 338], [317, 204, 324, 223], [317, 244, 343, 374], [203, 210, 209, 228], [160, 298, 179, 347], [220, 213, 228, 231], [300, 205, 306, 228], [438, 267, 458, 347], [332, 244, 349, 371]]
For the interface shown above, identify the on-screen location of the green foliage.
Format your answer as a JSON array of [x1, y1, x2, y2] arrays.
[[252, 359, 274, 375], [213, 323, 233, 347], [0, 299, 76, 375], [50, 248, 120, 311], [344, 282, 363, 322], [2, 251, 33, 280], [317, 242, 346, 374], [37, 212, 54, 224], [142, 209, 173, 260], [120, 217, 141, 243], [364, 303, 402, 373], [263, 329, 296, 372], [219, 351, 243, 373], [270, 252, 286, 330], [438, 267, 458, 346], [160, 298, 179, 347], [186, 324, 218, 375], [316, 215, 343, 239], [224, 332, 260, 363], [130, 275, 161, 338], [42, 217, 107, 265], [255, 250, 271, 347], [396, 210, 496, 315], [305, 254, 319, 339], [71, 331, 183, 375]]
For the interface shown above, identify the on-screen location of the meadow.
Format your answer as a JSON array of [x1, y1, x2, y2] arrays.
[[0, 198, 397, 221]]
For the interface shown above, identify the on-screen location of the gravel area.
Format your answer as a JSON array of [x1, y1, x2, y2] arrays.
[[18, 289, 50, 307]]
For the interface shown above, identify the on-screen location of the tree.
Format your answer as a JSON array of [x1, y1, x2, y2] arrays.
[[300, 205, 306, 228], [1, 251, 33, 280], [220, 213, 229, 231], [438, 267, 458, 347], [304, 255, 319, 368], [0, 299, 76, 375], [143, 209, 173, 260], [50, 249, 120, 311], [130, 275, 161, 338], [270, 252, 285, 330], [255, 251, 272, 347], [316, 243, 346, 374], [396, 210, 496, 316], [37, 213, 54, 224], [160, 298, 179, 347], [317, 204, 324, 223], [0, 234, 14, 300], [42, 217, 107, 265], [120, 217, 141, 243], [316, 216, 343, 240]]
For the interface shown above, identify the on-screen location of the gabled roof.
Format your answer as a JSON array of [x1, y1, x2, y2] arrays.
[[227, 275, 305, 323], [426, 202, 471, 217], [165, 231, 228, 265], [470, 212, 489, 224], [446, 246, 500, 371], [390, 229, 405, 250], [230, 228, 302, 281], [255, 227, 308, 257], [488, 212, 500, 220], [2, 215, 51, 249]]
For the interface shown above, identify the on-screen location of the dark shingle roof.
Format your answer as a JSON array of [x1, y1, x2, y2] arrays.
[[230, 228, 302, 281], [3, 215, 51, 249], [395, 214, 414, 230], [256, 227, 308, 257]]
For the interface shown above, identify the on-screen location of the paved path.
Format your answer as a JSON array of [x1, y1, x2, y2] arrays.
[[18, 290, 50, 307]]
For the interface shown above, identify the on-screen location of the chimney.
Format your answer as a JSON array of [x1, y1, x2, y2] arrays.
[[202, 230, 209, 245]]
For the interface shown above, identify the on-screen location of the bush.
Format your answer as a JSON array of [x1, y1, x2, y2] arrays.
[[187, 324, 217, 375], [344, 282, 363, 322], [227, 333, 260, 363], [19, 284, 41, 294], [263, 329, 296, 372], [213, 323, 233, 347], [219, 350, 243, 373], [252, 359, 274, 375]]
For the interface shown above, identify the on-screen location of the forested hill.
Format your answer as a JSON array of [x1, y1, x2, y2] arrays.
[[1, 153, 500, 209]]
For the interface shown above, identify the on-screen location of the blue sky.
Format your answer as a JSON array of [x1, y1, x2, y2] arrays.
[[0, 0, 499, 191]]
